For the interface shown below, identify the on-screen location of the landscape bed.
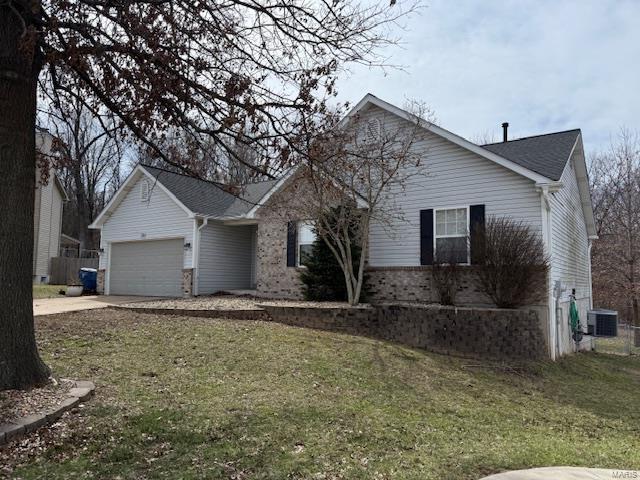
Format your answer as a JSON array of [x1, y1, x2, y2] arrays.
[[2, 309, 639, 479]]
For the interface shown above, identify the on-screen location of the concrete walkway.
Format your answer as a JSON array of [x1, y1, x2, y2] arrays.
[[482, 467, 639, 479], [34, 295, 153, 316]]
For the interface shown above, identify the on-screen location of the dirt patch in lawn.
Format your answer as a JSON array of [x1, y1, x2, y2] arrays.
[[0, 378, 75, 424]]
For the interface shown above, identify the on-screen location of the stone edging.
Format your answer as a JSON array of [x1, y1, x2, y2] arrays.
[[112, 305, 269, 321], [0, 380, 95, 446]]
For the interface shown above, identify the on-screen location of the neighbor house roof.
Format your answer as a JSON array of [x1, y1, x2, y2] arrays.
[[141, 165, 278, 218], [481, 129, 581, 181]]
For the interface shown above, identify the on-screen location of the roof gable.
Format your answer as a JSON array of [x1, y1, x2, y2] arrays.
[[341, 94, 554, 184], [89, 164, 279, 228]]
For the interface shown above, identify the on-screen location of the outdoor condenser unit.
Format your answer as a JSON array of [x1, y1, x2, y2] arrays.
[[587, 309, 618, 337]]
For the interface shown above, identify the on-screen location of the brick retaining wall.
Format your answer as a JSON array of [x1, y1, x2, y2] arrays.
[[260, 304, 547, 360]]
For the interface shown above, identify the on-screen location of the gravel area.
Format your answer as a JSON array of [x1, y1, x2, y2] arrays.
[[0, 378, 75, 424], [121, 295, 371, 310]]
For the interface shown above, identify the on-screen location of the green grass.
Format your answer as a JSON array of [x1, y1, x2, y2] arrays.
[[5, 309, 640, 479], [594, 326, 640, 356], [32, 284, 66, 299]]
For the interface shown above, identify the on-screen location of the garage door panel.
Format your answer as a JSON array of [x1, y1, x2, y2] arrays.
[[110, 239, 183, 297]]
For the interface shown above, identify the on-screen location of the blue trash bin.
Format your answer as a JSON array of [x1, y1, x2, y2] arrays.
[[79, 267, 98, 293]]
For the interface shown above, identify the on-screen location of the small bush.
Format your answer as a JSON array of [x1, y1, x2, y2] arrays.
[[472, 216, 548, 308], [432, 242, 467, 305]]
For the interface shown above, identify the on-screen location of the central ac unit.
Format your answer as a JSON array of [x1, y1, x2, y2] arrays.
[[587, 309, 618, 337]]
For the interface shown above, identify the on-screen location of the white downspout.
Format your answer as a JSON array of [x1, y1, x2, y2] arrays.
[[192, 217, 209, 296], [539, 185, 556, 360]]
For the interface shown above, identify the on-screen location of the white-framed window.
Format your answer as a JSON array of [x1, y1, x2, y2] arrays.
[[434, 207, 469, 264], [140, 180, 150, 202], [297, 221, 316, 267]]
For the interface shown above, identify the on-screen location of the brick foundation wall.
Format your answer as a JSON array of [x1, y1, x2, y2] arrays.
[[261, 304, 548, 360], [365, 266, 493, 305], [182, 268, 193, 297], [97, 269, 105, 294]]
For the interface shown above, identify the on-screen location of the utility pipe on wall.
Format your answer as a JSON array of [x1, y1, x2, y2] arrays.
[[192, 216, 209, 296]]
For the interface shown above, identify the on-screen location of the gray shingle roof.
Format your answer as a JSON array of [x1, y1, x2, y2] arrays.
[[481, 129, 581, 181], [141, 165, 278, 218]]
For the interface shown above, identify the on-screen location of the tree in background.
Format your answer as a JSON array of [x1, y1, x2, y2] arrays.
[[45, 89, 125, 251], [137, 129, 265, 185], [0, 0, 416, 389], [590, 129, 640, 345], [299, 209, 367, 302]]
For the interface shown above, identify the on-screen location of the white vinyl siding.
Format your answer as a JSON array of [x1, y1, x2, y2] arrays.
[[110, 239, 183, 297], [33, 167, 64, 280], [197, 222, 255, 294], [99, 173, 194, 270], [363, 105, 543, 267], [549, 152, 590, 301]]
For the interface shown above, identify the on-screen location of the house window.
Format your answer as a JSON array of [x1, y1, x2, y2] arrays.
[[434, 207, 469, 264], [297, 221, 316, 267], [140, 180, 149, 202]]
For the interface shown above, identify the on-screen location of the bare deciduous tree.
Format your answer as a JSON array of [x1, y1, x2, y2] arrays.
[[290, 103, 432, 305], [589, 128, 640, 345], [0, 0, 417, 389], [44, 90, 125, 251]]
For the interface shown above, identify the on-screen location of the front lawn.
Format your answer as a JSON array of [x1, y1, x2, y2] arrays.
[[3, 309, 640, 479], [32, 284, 66, 299]]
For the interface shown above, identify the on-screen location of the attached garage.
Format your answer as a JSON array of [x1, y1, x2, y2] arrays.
[[90, 164, 276, 297], [109, 239, 183, 297]]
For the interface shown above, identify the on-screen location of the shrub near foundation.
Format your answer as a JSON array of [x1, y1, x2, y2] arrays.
[[472, 216, 548, 308]]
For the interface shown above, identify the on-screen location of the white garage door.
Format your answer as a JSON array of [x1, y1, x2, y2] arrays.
[[110, 239, 183, 297]]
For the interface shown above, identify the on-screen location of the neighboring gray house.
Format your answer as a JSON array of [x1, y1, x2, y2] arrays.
[[33, 130, 68, 283], [89, 94, 596, 358]]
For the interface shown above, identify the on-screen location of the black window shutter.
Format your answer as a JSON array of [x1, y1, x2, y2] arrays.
[[420, 209, 434, 265], [469, 204, 486, 264], [286, 221, 297, 267]]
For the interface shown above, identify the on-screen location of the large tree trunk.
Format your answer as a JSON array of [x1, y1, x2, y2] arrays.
[[0, 5, 51, 389]]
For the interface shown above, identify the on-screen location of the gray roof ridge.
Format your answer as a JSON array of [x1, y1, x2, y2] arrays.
[[481, 128, 581, 146], [140, 162, 281, 187]]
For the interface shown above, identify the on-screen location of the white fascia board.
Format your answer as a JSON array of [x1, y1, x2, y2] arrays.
[[341, 93, 553, 185], [571, 135, 597, 238], [53, 175, 69, 201]]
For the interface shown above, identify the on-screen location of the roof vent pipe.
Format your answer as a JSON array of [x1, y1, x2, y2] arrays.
[[502, 122, 509, 142]]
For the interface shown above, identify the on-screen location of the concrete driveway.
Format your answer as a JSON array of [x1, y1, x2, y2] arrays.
[[34, 295, 154, 316], [481, 467, 639, 479]]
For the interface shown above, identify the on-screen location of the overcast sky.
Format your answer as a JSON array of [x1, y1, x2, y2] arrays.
[[335, 0, 639, 155]]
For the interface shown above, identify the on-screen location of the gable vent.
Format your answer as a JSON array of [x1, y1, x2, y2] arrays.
[[365, 118, 382, 142], [140, 180, 150, 202]]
